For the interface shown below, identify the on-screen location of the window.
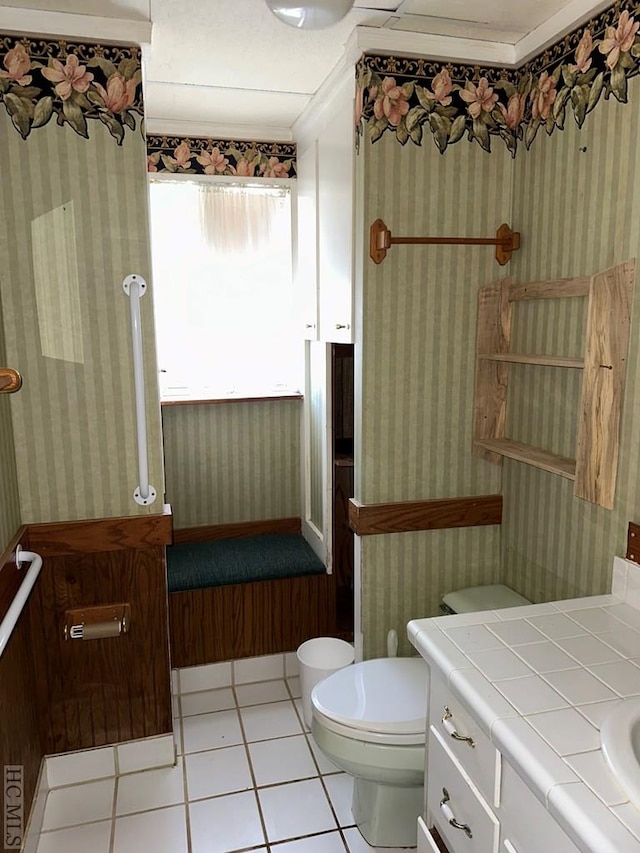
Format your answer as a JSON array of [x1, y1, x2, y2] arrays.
[[148, 177, 300, 401]]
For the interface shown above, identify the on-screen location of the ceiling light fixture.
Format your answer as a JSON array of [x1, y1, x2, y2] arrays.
[[265, 0, 355, 29]]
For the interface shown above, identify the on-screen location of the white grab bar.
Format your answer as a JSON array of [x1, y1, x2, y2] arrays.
[[0, 546, 42, 659], [123, 274, 157, 506]]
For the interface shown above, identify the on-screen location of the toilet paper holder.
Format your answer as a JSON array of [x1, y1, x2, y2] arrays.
[[64, 603, 130, 640]]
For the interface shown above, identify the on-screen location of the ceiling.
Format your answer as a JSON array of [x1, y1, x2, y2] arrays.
[[0, 0, 610, 139]]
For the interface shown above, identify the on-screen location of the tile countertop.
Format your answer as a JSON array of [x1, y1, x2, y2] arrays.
[[408, 557, 640, 853]]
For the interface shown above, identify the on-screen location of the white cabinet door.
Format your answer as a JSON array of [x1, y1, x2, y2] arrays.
[[296, 140, 319, 341], [317, 75, 354, 343], [499, 760, 580, 853], [301, 341, 332, 568]]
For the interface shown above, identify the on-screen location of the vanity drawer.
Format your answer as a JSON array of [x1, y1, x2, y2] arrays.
[[428, 726, 499, 853], [418, 816, 445, 853], [431, 674, 501, 806]]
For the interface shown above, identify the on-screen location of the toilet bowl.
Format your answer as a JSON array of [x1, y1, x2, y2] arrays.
[[310, 583, 532, 848], [311, 657, 428, 848]]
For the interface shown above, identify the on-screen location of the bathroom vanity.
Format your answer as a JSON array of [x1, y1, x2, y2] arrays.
[[408, 557, 640, 853]]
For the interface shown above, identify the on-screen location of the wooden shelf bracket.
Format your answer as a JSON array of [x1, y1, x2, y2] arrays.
[[369, 218, 521, 266]]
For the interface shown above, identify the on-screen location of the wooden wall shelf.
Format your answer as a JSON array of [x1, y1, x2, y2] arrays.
[[474, 439, 576, 480], [479, 353, 584, 369], [473, 262, 635, 509]]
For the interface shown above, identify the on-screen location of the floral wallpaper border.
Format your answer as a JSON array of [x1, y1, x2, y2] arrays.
[[357, 0, 640, 156], [0, 34, 143, 144], [146, 135, 296, 178]]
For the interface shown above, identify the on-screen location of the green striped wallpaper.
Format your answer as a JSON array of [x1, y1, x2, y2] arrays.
[[0, 116, 164, 522], [0, 309, 20, 552], [162, 399, 301, 530], [359, 131, 513, 658], [502, 75, 640, 602], [362, 528, 502, 658]]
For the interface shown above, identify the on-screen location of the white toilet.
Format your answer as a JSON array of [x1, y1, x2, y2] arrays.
[[310, 583, 530, 848], [441, 583, 531, 615], [312, 657, 427, 848]]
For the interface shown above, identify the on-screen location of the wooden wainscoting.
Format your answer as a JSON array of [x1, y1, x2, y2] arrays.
[[169, 573, 336, 668], [169, 517, 337, 667], [0, 527, 43, 833], [27, 511, 173, 754]]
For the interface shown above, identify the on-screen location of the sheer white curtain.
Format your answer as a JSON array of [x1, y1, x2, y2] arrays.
[[149, 179, 299, 400], [198, 184, 286, 253]]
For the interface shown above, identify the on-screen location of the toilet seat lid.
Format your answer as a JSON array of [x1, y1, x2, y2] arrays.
[[311, 658, 428, 739]]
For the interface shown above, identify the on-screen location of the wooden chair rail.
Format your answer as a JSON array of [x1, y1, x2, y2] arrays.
[[348, 495, 502, 536]]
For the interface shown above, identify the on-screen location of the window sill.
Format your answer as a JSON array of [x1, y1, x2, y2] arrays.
[[160, 392, 303, 407]]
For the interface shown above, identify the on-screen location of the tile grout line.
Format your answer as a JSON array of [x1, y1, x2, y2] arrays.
[[108, 738, 122, 853], [232, 681, 272, 852], [35, 659, 363, 853], [178, 689, 194, 853]]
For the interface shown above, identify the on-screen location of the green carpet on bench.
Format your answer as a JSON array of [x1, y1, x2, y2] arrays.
[[166, 534, 326, 593]]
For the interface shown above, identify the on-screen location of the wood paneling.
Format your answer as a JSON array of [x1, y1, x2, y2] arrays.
[[169, 574, 336, 667], [0, 525, 29, 621], [24, 514, 172, 754], [30, 544, 171, 753], [0, 597, 42, 841], [172, 517, 301, 545], [0, 528, 42, 840], [0, 514, 172, 813], [348, 495, 502, 536], [627, 522, 640, 564], [27, 507, 172, 557]]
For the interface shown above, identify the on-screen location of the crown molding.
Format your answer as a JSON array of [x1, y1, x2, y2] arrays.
[[350, 24, 516, 66], [514, 0, 613, 64], [292, 24, 516, 145], [292, 57, 355, 147], [0, 6, 152, 46], [293, 0, 611, 141], [144, 117, 294, 143]]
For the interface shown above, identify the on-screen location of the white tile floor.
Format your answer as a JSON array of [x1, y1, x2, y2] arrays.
[[34, 672, 413, 852]]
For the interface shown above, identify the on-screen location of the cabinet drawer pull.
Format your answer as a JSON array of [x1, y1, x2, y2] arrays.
[[335, 323, 350, 329], [442, 707, 476, 748], [440, 788, 473, 838]]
